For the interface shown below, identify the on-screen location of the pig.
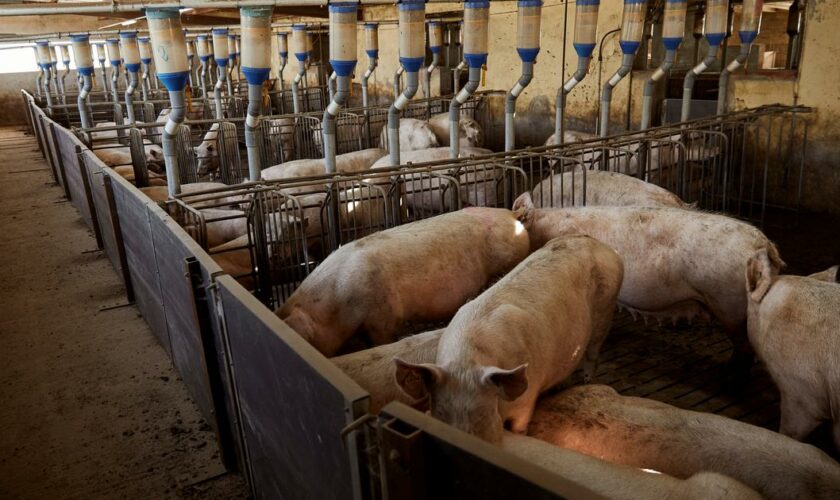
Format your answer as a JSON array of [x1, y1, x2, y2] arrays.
[[332, 329, 443, 414], [276, 207, 530, 356], [370, 147, 497, 212], [94, 144, 164, 172], [148, 105, 207, 145], [428, 112, 484, 148], [807, 264, 839, 283], [311, 116, 363, 155], [140, 182, 250, 208], [379, 118, 439, 153], [195, 123, 221, 176], [503, 433, 761, 500], [543, 130, 597, 146], [200, 208, 247, 248], [513, 192, 783, 368], [746, 253, 840, 451], [530, 169, 693, 209], [260, 148, 387, 195], [528, 384, 840, 500], [395, 236, 624, 443], [111, 166, 167, 186]]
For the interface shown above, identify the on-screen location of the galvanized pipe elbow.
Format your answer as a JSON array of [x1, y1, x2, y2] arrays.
[[505, 61, 534, 152], [641, 49, 676, 130], [361, 57, 378, 108], [424, 52, 440, 100], [681, 45, 720, 122], [214, 66, 226, 120], [162, 90, 186, 197], [125, 71, 138, 124], [387, 70, 419, 166], [323, 76, 350, 174], [556, 56, 590, 144], [78, 74, 93, 130], [291, 62, 306, 114], [450, 66, 481, 158], [245, 83, 263, 182], [600, 53, 635, 137], [717, 44, 751, 115]]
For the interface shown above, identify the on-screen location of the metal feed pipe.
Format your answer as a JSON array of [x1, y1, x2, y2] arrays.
[[58, 45, 71, 104], [641, 0, 686, 130], [388, 0, 425, 166], [147, 7, 190, 197], [361, 23, 379, 109], [601, 0, 646, 138], [717, 0, 762, 115], [0, 0, 463, 17], [138, 36, 152, 101], [450, 0, 489, 158], [120, 31, 141, 124], [681, 0, 729, 122], [105, 38, 122, 104], [35, 41, 54, 112], [506, 0, 542, 152], [393, 66, 404, 98], [556, 0, 598, 144]]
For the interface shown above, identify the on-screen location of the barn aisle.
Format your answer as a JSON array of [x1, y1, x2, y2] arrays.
[[0, 127, 245, 499]]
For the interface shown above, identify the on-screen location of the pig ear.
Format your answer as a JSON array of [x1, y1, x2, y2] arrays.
[[746, 249, 776, 302], [481, 364, 528, 402], [807, 265, 839, 283], [393, 358, 444, 400], [512, 192, 535, 224]]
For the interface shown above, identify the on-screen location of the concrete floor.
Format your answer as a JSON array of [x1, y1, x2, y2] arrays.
[[0, 127, 247, 499]]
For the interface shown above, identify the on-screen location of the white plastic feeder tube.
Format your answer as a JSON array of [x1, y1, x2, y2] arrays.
[[642, 0, 686, 130], [196, 34, 211, 96], [291, 25, 309, 114], [506, 0, 542, 152], [49, 49, 61, 104], [186, 38, 196, 88], [424, 21, 444, 101], [450, 0, 489, 158], [94, 43, 109, 95], [362, 23, 379, 108], [556, 0, 598, 143], [32, 47, 42, 98], [71, 34, 94, 129], [106, 38, 122, 104], [138, 37, 152, 101], [277, 32, 288, 91], [227, 35, 237, 95], [240, 6, 273, 182], [36, 41, 54, 110], [324, 2, 358, 174], [120, 32, 141, 124], [388, 0, 426, 166], [682, 0, 729, 122], [600, 0, 647, 137], [718, 0, 762, 115], [147, 7, 190, 197], [212, 28, 230, 120], [58, 45, 71, 102]]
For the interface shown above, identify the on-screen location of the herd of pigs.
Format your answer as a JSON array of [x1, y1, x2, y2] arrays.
[[87, 110, 840, 498]]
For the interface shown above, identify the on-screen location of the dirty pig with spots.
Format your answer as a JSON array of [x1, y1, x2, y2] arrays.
[[276, 207, 530, 357], [395, 236, 623, 444], [513, 192, 783, 369]]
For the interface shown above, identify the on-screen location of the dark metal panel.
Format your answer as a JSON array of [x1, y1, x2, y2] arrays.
[[82, 153, 133, 299], [109, 174, 171, 355], [49, 122, 72, 198], [379, 403, 604, 500], [42, 120, 61, 186], [53, 127, 93, 226], [215, 275, 370, 500]]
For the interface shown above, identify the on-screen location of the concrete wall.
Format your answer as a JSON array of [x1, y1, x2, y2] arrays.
[[0, 71, 43, 126]]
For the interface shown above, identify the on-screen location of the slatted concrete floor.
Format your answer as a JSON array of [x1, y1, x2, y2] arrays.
[[0, 126, 246, 499]]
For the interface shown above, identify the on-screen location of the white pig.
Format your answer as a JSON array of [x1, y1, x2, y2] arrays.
[[428, 112, 484, 148], [379, 118, 439, 153], [260, 148, 387, 195], [370, 147, 497, 211], [94, 145, 164, 172], [503, 434, 761, 500], [140, 182, 250, 208], [530, 169, 693, 209], [276, 207, 530, 356], [746, 252, 840, 451], [201, 208, 247, 248], [395, 236, 623, 443], [513, 193, 783, 367], [332, 329, 443, 414], [528, 384, 840, 500]]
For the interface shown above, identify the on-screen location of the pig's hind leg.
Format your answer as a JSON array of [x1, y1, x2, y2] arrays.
[[779, 392, 822, 443]]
